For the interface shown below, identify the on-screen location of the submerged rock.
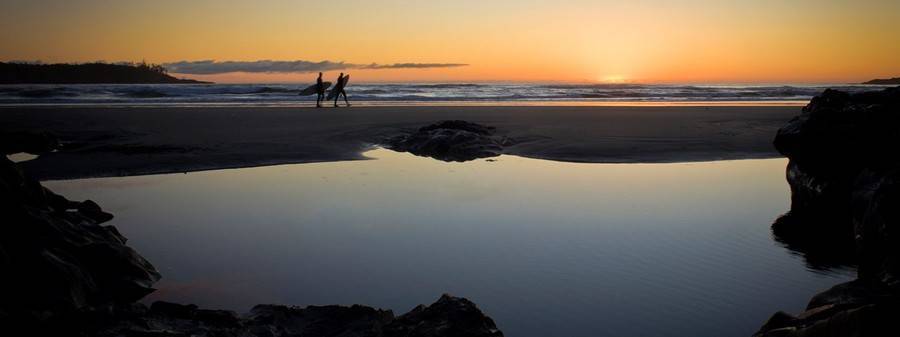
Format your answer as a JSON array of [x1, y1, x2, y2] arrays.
[[385, 120, 512, 162], [757, 87, 900, 336]]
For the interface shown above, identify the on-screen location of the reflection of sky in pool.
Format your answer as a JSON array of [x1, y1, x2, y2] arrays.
[[45, 149, 853, 337]]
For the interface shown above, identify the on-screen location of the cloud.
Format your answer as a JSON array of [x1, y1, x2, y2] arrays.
[[357, 63, 470, 69], [164, 60, 468, 74]]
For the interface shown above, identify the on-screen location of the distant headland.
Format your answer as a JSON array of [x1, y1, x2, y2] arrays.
[[0, 62, 210, 84], [862, 77, 900, 85]]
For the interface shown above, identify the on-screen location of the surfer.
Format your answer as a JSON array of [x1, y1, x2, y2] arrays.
[[333, 73, 351, 107], [315, 72, 326, 107]]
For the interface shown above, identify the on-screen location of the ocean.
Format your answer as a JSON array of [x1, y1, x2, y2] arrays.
[[0, 83, 891, 106]]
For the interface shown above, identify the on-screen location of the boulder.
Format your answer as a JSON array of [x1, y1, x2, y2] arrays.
[[384, 294, 503, 337], [385, 120, 512, 162], [758, 87, 900, 336], [0, 132, 60, 155], [771, 86, 900, 271], [0, 135, 161, 320]]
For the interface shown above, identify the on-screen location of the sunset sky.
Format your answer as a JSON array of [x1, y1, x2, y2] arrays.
[[2, 0, 899, 83]]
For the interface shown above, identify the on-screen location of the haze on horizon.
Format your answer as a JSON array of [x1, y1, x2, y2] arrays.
[[2, 0, 899, 84]]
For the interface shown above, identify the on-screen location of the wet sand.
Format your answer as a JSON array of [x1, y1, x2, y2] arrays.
[[1, 105, 799, 179]]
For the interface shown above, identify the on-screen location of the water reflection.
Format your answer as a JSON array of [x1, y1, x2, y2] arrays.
[[771, 213, 858, 273], [45, 149, 853, 337]]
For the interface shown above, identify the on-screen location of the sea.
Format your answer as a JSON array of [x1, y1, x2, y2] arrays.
[[0, 83, 891, 106]]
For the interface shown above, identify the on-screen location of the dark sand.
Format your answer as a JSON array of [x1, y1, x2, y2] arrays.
[[1, 105, 799, 180]]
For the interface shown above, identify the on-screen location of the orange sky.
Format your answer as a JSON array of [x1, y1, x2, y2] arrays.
[[2, 0, 899, 83]]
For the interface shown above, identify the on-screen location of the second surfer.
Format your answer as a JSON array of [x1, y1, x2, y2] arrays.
[[333, 73, 351, 107]]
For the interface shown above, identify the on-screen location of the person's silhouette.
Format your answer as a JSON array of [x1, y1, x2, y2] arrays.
[[315, 72, 325, 108], [334, 73, 351, 107], [332, 73, 344, 107]]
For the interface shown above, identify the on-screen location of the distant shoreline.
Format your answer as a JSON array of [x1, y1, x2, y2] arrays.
[[862, 77, 900, 85], [0, 62, 210, 84]]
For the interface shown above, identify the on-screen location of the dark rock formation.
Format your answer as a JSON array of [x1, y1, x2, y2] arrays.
[[86, 294, 502, 337], [383, 294, 503, 337], [0, 132, 61, 155], [384, 120, 513, 162], [1, 132, 503, 336], [771, 87, 900, 273], [0, 133, 162, 324], [757, 87, 900, 336]]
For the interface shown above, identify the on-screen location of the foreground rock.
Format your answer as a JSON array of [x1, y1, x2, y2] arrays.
[[0, 133, 161, 322], [1, 132, 504, 336], [757, 87, 900, 336], [384, 120, 513, 161], [89, 294, 502, 337]]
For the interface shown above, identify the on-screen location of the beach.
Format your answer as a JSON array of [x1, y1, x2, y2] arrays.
[[2, 105, 799, 180]]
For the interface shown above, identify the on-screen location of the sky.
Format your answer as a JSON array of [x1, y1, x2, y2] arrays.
[[1, 0, 899, 83]]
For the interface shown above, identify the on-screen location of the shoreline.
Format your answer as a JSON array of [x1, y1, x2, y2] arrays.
[[0, 100, 810, 108], [1, 105, 799, 180]]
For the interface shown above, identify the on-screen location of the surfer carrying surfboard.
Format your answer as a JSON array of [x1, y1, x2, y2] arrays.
[[315, 72, 325, 107], [332, 73, 351, 107]]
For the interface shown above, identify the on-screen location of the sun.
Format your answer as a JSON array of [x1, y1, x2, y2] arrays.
[[600, 75, 627, 84]]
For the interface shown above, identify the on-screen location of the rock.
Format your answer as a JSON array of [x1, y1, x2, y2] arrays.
[[771, 86, 900, 270], [0, 132, 60, 155], [0, 150, 161, 320], [150, 301, 200, 319], [758, 87, 900, 336], [384, 294, 503, 337], [384, 120, 512, 162], [755, 311, 798, 335], [755, 299, 900, 337], [852, 168, 900, 284], [247, 303, 392, 337], [806, 280, 893, 310], [89, 295, 502, 337]]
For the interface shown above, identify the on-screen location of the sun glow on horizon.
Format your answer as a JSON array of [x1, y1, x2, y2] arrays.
[[599, 75, 628, 84]]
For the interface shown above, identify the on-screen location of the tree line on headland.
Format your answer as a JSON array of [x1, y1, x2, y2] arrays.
[[0, 61, 209, 84]]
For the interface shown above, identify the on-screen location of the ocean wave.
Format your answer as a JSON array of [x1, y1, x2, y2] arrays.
[[253, 86, 296, 94], [13, 87, 79, 98], [540, 83, 647, 90], [121, 89, 171, 98], [0, 83, 888, 104]]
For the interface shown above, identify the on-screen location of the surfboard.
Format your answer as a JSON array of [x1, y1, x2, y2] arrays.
[[298, 81, 331, 96], [326, 75, 350, 100]]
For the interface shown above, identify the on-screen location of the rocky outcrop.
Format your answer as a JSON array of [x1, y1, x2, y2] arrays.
[[1, 132, 504, 336], [385, 120, 513, 162], [771, 86, 900, 275], [757, 87, 900, 336], [0, 133, 161, 322], [78, 294, 502, 337]]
